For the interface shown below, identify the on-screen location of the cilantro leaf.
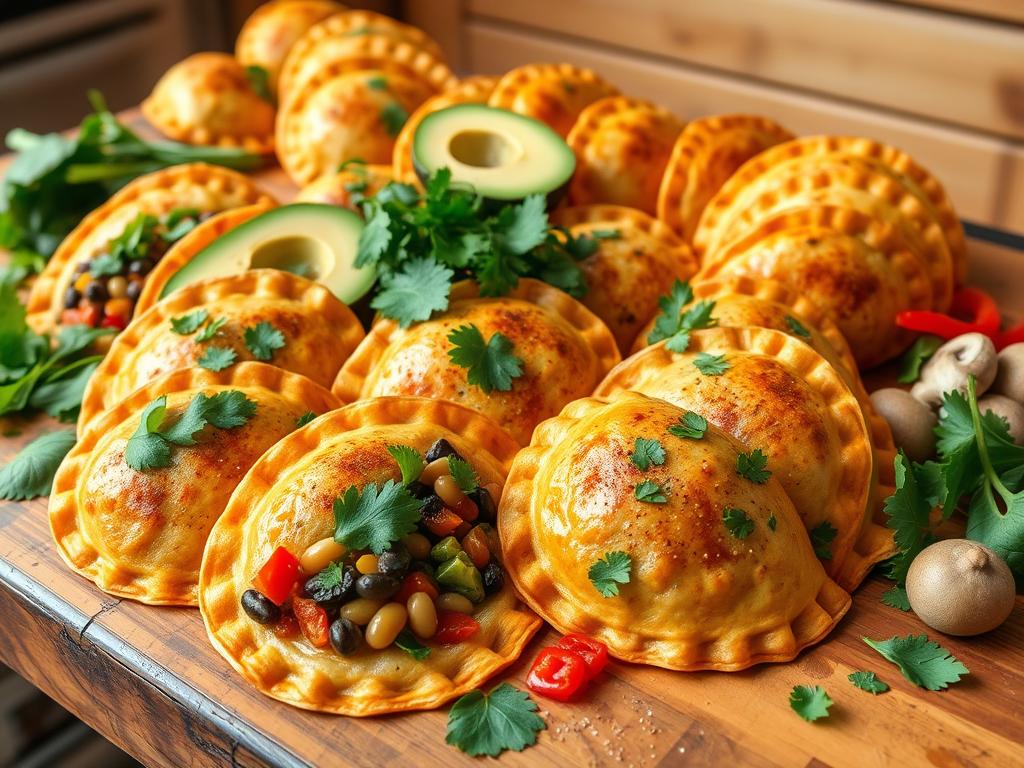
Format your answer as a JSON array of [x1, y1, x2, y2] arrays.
[[588, 551, 632, 597], [722, 507, 754, 539], [848, 671, 889, 695], [29, 356, 102, 422], [881, 585, 911, 611], [0, 430, 76, 500], [333, 480, 422, 554], [897, 335, 942, 384], [445, 683, 545, 758], [244, 65, 272, 102], [170, 309, 209, 335], [124, 397, 171, 470], [161, 392, 214, 445], [380, 102, 409, 137], [736, 448, 771, 483], [197, 346, 237, 372], [394, 629, 431, 660], [883, 453, 936, 583], [295, 411, 316, 428], [366, 75, 389, 91], [495, 195, 548, 254], [647, 280, 693, 345], [668, 411, 707, 439], [447, 455, 479, 492], [863, 635, 969, 690], [387, 444, 425, 485], [767, 512, 777, 531], [809, 521, 838, 560], [784, 314, 811, 338], [372, 258, 453, 328], [629, 438, 665, 471], [243, 321, 285, 361], [195, 317, 226, 343], [447, 323, 524, 393], [201, 390, 258, 428], [634, 479, 668, 504], [694, 352, 730, 376], [789, 686, 833, 722]]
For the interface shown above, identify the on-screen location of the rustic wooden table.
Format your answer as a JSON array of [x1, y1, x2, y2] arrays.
[[1, 115, 1023, 768]]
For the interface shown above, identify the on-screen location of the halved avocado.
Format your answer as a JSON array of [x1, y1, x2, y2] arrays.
[[413, 104, 575, 206], [159, 204, 374, 304]]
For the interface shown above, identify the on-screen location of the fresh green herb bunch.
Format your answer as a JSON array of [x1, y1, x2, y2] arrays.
[[354, 168, 609, 327]]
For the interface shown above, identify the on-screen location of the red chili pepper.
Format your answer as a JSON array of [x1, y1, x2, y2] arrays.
[[272, 614, 299, 639], [896, 287, 1001, 340], [394, 571, 440, 603], [101, 313, 127, 331], [253, 546, 302, 606], [556, 634, 608, 681], [434, 611, 480, 644], [527, 647, 589, 702], [292, 596, 330, 647]]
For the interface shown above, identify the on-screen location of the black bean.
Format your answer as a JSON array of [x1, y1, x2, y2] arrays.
[[304, 564, 356, 609], [425, 438, 462, 463], [125, 280, 143, 301], [63, 287, 81, 309], [406, 480, 432, 500], [377, 545, 410, 578], [471, 487, 496, 523], [482, 562, 504, 595], [128, 258, 153, 275], [329, 618, 362, 655], [84, 280, 107, 303], [408, 560, 435, 579], [74, 261, 91, 275], [355, 573, 400, 600], [241, 589, 280, 624]]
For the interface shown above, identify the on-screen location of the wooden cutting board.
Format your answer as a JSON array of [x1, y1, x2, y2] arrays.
[[1, 112, 1022, 768]]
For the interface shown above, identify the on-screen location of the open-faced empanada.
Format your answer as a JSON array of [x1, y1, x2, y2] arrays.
[[567, 97, 684, 215], [142, 53, 276, 153], [50, 362, 339, 605], [334, 279, 620, 444], [79, 270, 364, 433], [235, 0, 344, 97], [279, 11, 448, 102], [695, 154, 954, 311], [698, 205, 934, 368], [277, 67, 438, 185], [500, 392, 850, 670], [295, 163, 395, 210], [199, 396, 541, 715], [392, 76, 498, 183], [26, 164, 275, 337], [549, 205, 699, 352], [657, 114, 794, 243], [487, 63, 619, 138], [596, 326, 892, 592]]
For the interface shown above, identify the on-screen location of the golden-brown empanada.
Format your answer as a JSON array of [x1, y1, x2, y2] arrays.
[[500, 392, 851, 670], [50, 363, 339, 605], [235, 0, 344, 97], [567, 97, 684, 215], [596, 326, 891, 591], [78, 270, 364, 433], [657, 114, 793, 243], [142, 53, 276, 153], [277, 67, 438, 185], [334, 279, 620, 444], [199, 396, 541, 715], [392, 76, 498, 184], [295, 163, 395, 211], [549, 205, 699, 352], [26, 164, 275, 336], [487, 63, 619, 138]]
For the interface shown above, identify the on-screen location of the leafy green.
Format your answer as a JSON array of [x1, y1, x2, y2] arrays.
[[629, 437, 665, 471], [767, 512, 777, 532], [371, 257, 453, 328], [863, 635, 969, 691], [332, 480, 422, 554], [736, 448, 771, 483], [668, 411, 707, 439], [784, 315, 811, 338], [197, 346, 237, 372], [28, 356, 102, 421], [379, 102, 409, 137], [124, 397, 172, 471], [387, 444, 425, 485], [883, 453, 938, 583], [447, 323, 524, 393], [366, 75, 389, 91], [445, 684, 545, 758], [588, 551, 632, 597], [881, 585, 911, 611], [897, 335, 942, 384], [395, 629, 430, 660], [0, 430, 76, 500], [693, 352, 730, 376], [170, 309, 209, 335], [634, 479, 668, 504], [722, 507, 754, 539], [848, 671, 889, 695], [789, 686, 833, 722], [447, 455, 479, 493], [195, 317, 226, 343], [646, 280, 716, 351], [809, 521, 838, 560], [295, 411, 316, 428], [244, 65, 273, 102], [243, 321, 286, 361]]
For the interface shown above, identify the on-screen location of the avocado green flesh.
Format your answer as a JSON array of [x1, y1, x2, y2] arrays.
[[412, 104, 575, 205], [159, 204, 374, 304]]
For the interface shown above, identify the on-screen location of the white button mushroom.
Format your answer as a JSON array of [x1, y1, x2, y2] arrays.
[[977, 394, 1024, 444], [869, 388, 937, 462], [991, 343, 1024, 404], [911, 333, 998, 408]]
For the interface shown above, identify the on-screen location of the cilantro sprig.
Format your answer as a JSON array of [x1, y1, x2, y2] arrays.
[[629, 437, 665, 471], [447, 323, 523, 393], [789, 685, 832, 722], [387, 444, 425, 485], [809, 521, 838, 560], [0, 430, 76, 500], [445, 684, 545, 758], [646, 280, 717, 352], [722, 507, 754, 539], [848, 671, 889, 695], [588, 551, 632, 597], [243, 321, 285, 361], [863, 635, 968, 690], [332, 480, 422, 554], [693, 352, 730, 376], [736, 448, 771, 483], [668, 411, 707, 439], [634, 479, 668, 504]]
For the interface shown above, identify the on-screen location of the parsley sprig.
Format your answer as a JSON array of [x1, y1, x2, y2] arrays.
[[447, 323, 524, 393], [446, 684, 545, 758], [588, 551, 632, 597], [646, 280, 716, 351]]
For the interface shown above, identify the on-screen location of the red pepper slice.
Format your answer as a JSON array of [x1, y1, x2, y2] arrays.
[[292, 596, 330, 647], [896, 287, 1001, 340], [556, 634, 608, 681], [394, 571, 440, 604], [253, 546, 302, 606], [527, 647, 588, 702], [995, 320, 1024, 350], [434, 611, 480, 644]]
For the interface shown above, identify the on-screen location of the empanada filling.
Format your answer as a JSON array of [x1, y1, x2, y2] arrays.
[[241, 438, 507, 656]]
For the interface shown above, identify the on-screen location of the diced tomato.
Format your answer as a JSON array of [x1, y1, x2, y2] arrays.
[[78, 304, 101, 327], [61, 309, 83, 326], [434, 611, 480, 644], [451, 496, 478, 522], [292, 596, 330, 647], [527, 647, 588, 702], [421, 505, 463, 537], [253, 546, 302, 605], [394, 571, 440, 603], [556, 634, 608, 681], [101, 314, 127, 331], [272, 614, 299, 639]]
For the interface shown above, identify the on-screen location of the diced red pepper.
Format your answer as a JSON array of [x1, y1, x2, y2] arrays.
[[451, 496, 478, 522], [253, 546, 302, 606], [527, 647, 589, 702], [78, 304, 101, 327], [434, 611, 480, 644], [292, 596, 330, 647], [896, 287, 1001, 340], [61, 308, 83, 326], [394, 571, 440, 604], [101, 313, 127, 331], [421, 505, 464, 537], [272, 614, 299, 639], [556, 634, 608, 681]]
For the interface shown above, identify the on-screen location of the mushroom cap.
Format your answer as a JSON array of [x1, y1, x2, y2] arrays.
[[869, 387, 936, 462], [992, 343, 1024, 404], [906, 539, 1015, 636], [977, 394, 1024, 444], [911, 333, 997, 408]]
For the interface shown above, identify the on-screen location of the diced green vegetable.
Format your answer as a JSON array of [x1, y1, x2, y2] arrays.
[[436, 552, 485, 603], [431, 536, 463, 563]]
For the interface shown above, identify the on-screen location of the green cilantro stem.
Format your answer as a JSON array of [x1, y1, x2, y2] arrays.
[[968, 376, 1013, 503]]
